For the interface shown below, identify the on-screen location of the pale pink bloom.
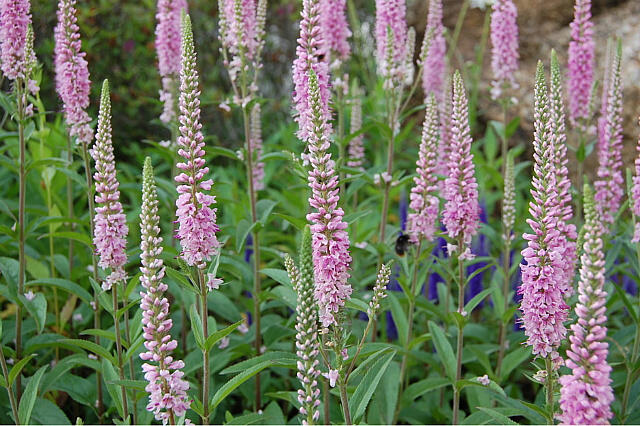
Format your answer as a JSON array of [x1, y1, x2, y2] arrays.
[[567, 0, 594, 126], [0, 0, 31, 80]]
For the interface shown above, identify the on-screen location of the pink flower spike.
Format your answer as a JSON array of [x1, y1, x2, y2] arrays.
[[139, 158, 190, 423], [54, 0, 93, 145], [0, 0, 31, 81], [421, 0, 446, 103], [594, 42, 623, 232], [91, 80, 129, 291], [319, 0, 351, 66], [490, 0, 519, 100], [632, 118, 640, 243], [442, 71, 479, 250], [174, 14, 220, 270], [375, 0, 408, 84], [558, 185, 613, 425], [407, 93, 440, 243], [567, 0, 594, 127]]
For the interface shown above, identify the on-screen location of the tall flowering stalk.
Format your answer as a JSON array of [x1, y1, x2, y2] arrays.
[[567, 0, 594, 127], [442, 70, 479, 425], [319, 0, 350, 67], [558, 185, 613, 425], [632, 120, 640, 243], [175, 14, 220, 423], [375, 0, 407, 85], [489, 0, 519, 100], [346, 90, 364, 171], [249, 104, 265, 191], [594, 42, 623, 232], [91, 80, 130, 422], [0, 0, 32, 403], [139, 157, 190, 425], [421, 0, 445, 103], [519, 62, 569, 422], [155, 0, 187, 124], [285, 227, 321, 425]]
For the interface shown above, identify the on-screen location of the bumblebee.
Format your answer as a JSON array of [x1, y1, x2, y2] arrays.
[[395, 232, 412, 257]]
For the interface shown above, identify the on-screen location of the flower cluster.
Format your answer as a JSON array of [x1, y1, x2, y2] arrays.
[[155, 0, 187, 123], [567, 0, 594, 126], [558, 185, 613, 425], [518, 62, 568, 360], [375, 0, 408, 84], [442, 71, 479, 256], [250, 103, 265, 191], [594, 43, 623, 231], [174, 14, 220, 269], [502, 154, 516, 242], [319, 0, 351, 66], [305, 70, 352, 327], [139, 157, 190, 423], [490, 0, 519, 99], [549, 50, 577, 295], [54, 0, 93, 145], [407, 94, 440, 243], [347, 92, 365, 170], [421, 0, 446, 103], [292, 0, 332, 143], [0, 0, 31, 81], [285, 227, 321, 425], [91, 80, 129, 291], [632, 118, 640, 243]]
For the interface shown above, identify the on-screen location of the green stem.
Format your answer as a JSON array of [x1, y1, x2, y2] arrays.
[[339, 377, 352, 425], [447, 0, 470, 66], [621, 243, 640, 420], [112, 282, 129, 421], [123, 291, 137, 424], [496, 236, 511, 380], [16, 81, 26, 402], [452, 237, 465, 425], [0, 347, 20, 424], [545, 357, 554, 424], [199, 270, 210, 425]]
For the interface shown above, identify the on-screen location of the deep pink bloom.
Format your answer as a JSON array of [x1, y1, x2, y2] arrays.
[[442, 71, 479, 252], [155, 0, 187, 123], [421, 0, 446, 103], [347, 94, 364, 170], [558, 186, 613, 425], [594, 45, 623, 231], [319, 0, 351, 64], [91, 81, 128, 291], [292, 0, 332, 142], [408, 94, 440, 243], [518, 62, 568, 360], [139, 158, 190, 423], [490, 0, 519, 99], [0, 0, 31, 80], [567, 0, 594, 126], [632, 121, 640, 243], [305, 70, 352, 327], [250, 103, 265, 191], [174, 15, 220, 269], [375, 0, 408, 82], [54, 0, 93, 145]]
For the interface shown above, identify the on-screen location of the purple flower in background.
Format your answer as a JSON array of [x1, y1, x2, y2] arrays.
[[567, 0, 594, 126], [421, 0, 445, 103], [91, 80, 128, 291], [54, 0, 93, 144], [244, 233, 254, 263], [0, 0, 31, 80], [489, 0, 519, 99]]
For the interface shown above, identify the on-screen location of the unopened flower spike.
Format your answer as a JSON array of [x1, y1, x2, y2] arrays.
[[91, 80, 129, 291], [139, 157, 190, 423], [368, 262, 392, 318]]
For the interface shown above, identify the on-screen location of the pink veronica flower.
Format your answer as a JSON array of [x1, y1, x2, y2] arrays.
[[174, 14, 220, 269], [292, 0, 332, 142], [54, 0, 93, 145], [319, 0, 351, 65], [139, 158, 190, 423], [421, 0, 446, 103], [91, 80, 128, 291], [442, 71, 479, 252], [558, 186, 613, 425], [632, 119, 640, 243], [375, 0, 408, 83], [594, 44, 623, 231], [518, 62, 569, 360], [490, 0, 519, 100], [407, 94, 440, 243], [155, 0, 187, 123], [305, 70, 352, 327], [567, 0, 594, 126], [0, 0, 31, 80]]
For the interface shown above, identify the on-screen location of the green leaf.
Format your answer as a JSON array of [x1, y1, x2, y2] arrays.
[[190, 304, 205, 351], [38, 232, 92, 248], [345, 298, 369, 314], [60, 339, 116, 364], [235, 220, 258, 254], [500, 347, 531, 381], [388, 293, 408, 346], [220, 352, 297, 374], [257, 199, 278, 225], [612, 282, 639, 324], [205, 321, 242, 351], [26, 278, 92, 304], [476, 407, 519, 425], [165, 267, 198, 295], [269, 285, 297, 310], [428, 321, 456, 381], [402, 377, 450, 403], [8, 355, 36, 386], [350, 350, 397, 422], [210, 146, 241, 160], [463, 289, 492, 315], [80, 329, 117, 343], [30, 397, 71, 425], [0, 256, 19, 287], [102, 359, 123, 417], [18, 365, 47, 425], [106, 379, 147, 391], [261, 268, 291, 286], [210, 360, 274, 409], [24, 292, 47, 334], [505, 116, 520, 138], [273, 213, 306, 230]]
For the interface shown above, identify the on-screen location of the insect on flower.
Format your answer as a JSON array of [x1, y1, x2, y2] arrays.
[[395, 232, 412, 257]]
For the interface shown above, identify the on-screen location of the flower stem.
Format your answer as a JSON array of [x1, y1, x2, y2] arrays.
[[112, 282, 129, 421], [452, 237, 466, 425], [447, 0, 470, 66], [621, 243, 640, 420], [123, 290, 137, 424], [16, 81, 26, 403], [545, 357, 554, 424], [338, 376, 352, 425], [199, 270, 210, 425], [1, 337, 20, 424], [496, 235, 511, 380]]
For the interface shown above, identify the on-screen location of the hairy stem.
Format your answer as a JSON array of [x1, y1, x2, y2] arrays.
[[452, 237, 465, 425], [112, 282, 129, 421], [0, 347, 20, 424], [16, 81, 26, 402], [199, 270, 210, 425], [496, 235, 511, 380], [545, 357, 554, 424], [339, 377, 352, 425]]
